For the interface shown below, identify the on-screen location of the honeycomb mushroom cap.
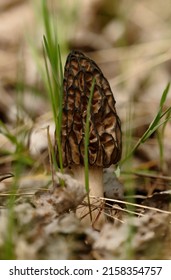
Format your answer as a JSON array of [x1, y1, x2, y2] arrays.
[[56, 50, 122, 168]]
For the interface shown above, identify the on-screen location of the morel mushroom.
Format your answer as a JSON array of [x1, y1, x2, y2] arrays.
[[56, 50, 122, 229]]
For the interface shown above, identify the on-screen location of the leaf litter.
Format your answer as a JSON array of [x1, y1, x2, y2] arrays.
[[0, 0, 171, 259]]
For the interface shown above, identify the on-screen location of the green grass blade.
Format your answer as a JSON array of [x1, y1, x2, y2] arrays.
[[84, 78, 96, 193], [42, 0, 53, 50], [84, 78, 96, 222], [121, 82, 171, 166], [42, 1, 64, 173], [160, 82, 170, 107]]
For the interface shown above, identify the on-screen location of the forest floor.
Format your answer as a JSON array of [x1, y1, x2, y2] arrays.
[[0, 0, 171, 259]]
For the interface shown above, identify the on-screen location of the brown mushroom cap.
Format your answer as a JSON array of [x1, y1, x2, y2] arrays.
[[56, 50, 122, 168]]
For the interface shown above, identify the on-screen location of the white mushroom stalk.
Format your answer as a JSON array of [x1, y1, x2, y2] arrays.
[[72, 165, 105, 229], [56, 50, 122, 230]]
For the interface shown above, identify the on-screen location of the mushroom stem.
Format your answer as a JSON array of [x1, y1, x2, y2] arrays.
[[71, 165, 105, 230]]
